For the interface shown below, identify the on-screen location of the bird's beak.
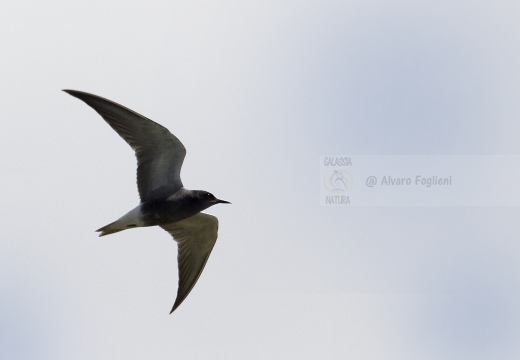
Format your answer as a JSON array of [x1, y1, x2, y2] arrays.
[[216, 199, 231, 204]]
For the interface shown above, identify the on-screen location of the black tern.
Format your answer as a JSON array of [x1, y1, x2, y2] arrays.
[[64, 90, 230, 314]]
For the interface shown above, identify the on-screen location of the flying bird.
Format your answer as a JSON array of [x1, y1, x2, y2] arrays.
[[64, 90, 230, 314]]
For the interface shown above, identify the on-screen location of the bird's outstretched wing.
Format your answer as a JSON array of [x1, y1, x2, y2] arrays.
[[64, 90, 186, 202], [160, 213, 219, 314]]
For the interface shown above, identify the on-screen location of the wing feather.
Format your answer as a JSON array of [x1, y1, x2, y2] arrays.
[[160, 213, 219, 313], [64, 90, 186, 201]]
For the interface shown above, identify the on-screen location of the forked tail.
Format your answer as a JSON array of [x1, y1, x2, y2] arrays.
[[96, 222, 127, 237], [95, 205, 144, 237]]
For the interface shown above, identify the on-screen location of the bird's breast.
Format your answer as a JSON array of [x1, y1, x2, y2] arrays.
[[141, 198, 199, 225]]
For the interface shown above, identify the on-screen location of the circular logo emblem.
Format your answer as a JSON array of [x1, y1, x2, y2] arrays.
[[323, 169, 353, 194]]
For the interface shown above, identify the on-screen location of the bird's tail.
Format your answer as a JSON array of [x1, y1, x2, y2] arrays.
[[96, 221, 127, 237], [96, 206, 144, 237]]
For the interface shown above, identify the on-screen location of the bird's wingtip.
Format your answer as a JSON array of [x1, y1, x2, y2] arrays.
[[63, 89, 79, 96], [170, 300, 182, 314]]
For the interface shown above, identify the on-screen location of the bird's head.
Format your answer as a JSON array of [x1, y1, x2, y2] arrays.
[[193, 190, 231, 210]]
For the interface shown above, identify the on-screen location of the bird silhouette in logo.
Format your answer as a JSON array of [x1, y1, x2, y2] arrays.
[[64, 90, 230, 314], [329, 170, 349, 193]]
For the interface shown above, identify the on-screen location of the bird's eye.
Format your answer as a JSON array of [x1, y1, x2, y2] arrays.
[[205, 193, 212, 198]]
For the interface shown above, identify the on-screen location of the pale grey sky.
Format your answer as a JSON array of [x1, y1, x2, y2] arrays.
[[2, 0, 520, 359]]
